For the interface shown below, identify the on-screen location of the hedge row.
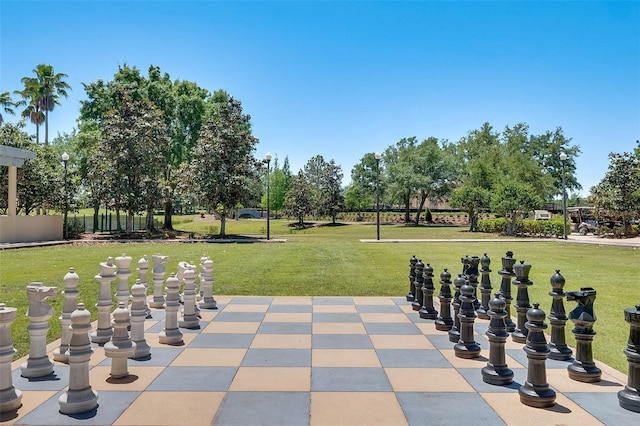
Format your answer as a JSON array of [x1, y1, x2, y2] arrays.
[[477, 218, 568, 238]]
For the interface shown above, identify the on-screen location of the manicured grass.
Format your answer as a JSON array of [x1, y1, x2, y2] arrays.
[[0, 219, 637, 374]]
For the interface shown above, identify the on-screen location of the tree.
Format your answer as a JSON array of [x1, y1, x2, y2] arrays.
[[96, 85, 168, 231], [14, 79, 45, 144], [450, 185, 492, 232], [283, 171, 313, 227], [0, 91, 18, 125], [348, 152, 382, 216], [185, 94, 259, 236], [303, 155, 344, 223], [383, 137, 417, 223], [260, 155, 292, 218], [590, 151, 640, 235], [490, 181, 544, 235]]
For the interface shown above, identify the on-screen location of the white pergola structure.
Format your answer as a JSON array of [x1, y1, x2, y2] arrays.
[[0, 145, 63, 243]]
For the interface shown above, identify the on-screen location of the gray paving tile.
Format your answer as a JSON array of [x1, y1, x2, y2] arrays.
[[458, 367, 527, 392], [257, 322, 312, 334], [506, 348, 574, 369], [213, 312, 266, 322], [364, 322, 422, 335], [11, 366, 69, 391], [565, 392, 639, 425], [376, 349, 451, 368], [312, 313, 361, 323], [397, 392, 507, 425], [17, 390, 140, 425], [267, 304, 312, 313], [147, 366, 236, 391], [312, 297, 354, 305], [98, 347, 183, 366], [144, 319, 203, 333], [190, 333, 254, 348], [312, 334, 373, 349], [392, 297, 410, 305], [311, 367, 392, 391], [425, 333, 457, 350], [213, 392, 310, 426], [241, 348, 311, 367], [227, 296, 272, 305], [356, 304, 402, 313]]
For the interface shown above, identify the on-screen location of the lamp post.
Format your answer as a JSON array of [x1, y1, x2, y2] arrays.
[[560, 152, 567, 240], [62, 152, 69, 240], [375, 152, 382, 241], [264, 152, 272, 240]]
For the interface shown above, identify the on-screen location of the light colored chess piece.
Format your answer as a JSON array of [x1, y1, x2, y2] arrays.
[[21, 283, 57, 378], [159, 273, 183, 345], [0, 303, 22, 412], [115, 253, 132, 307], [130, 279, 150, 359], [59, 303, 98, 414], [149, 254, 169, 308], [137, 255, 152, 318], [179, 263, 200, 329], [54, 267, 80, 363], [199, 257, 217, 309], [104, 302, 136, 378], [91, 257, 117, 344]]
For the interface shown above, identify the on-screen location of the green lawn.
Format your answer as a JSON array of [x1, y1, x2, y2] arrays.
[[0, 218, 637, 374]]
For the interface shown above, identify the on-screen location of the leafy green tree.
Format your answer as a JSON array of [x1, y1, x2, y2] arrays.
[[450, 185, 492, 231], [283, 171, 313, 227], [14, 79, 45, 144], [303, 155, 344, 223], [348, 152, 383, 215], [490, 181, 544, 235], [590, 151, 640, 235], [384, 137, 417, 223], [185, 94, 259, 235], [260, 155, 292, 218]]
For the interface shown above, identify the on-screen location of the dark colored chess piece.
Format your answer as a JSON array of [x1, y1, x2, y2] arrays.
[[464, 255, 481, 311], [566, 287, 601, 382], [412, 260, 425, 311], [547, 270, 572, 361], [449, 274, 466, 343], [454, 284, 481, 358], [407, 255, 418, 302], [618, 303, 640, 412], [435, 269, 454, 331], [498, 251, 517, 332], [512, 261, 533, 344], [476, 253, 492, 320], [482, 294, 514, 385], [419, 263, 438, 320], [519, 303, 556, 408]]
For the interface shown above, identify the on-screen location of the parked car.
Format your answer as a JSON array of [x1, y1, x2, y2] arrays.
[[578, 219, 598, 235]]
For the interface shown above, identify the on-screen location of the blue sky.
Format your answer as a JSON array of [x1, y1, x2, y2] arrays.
[[1, 1, 638, 195]]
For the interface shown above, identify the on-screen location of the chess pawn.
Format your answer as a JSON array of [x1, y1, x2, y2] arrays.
[[618, 303, 640, 412], [412, 260, 425, 311], [518, 303, 556, 408], [59, 303, 98, 414], [448, 274, 466, 343], [476, 253, 493, 320], [0, 304, 22, 412], [567, 287, 601, 382], [482, 294, 514, 385], [498, 251, 517, 332], [130, 280, 151, 359], [104, 302, 136, 378], [115, 253, 132, 307], [149, 254, 169, 308], [454, 284, 481, 358], [21, 282, 57, 378], [54, 267, 80, 363], [512, 261, 533, 343], [199, 257, 218, 309], [159, 273, 184, 345], [547, 270, 572, 361], [407, 255, 418, 302], [419, 263, 438, 320], [137, 255, 152, 318], [92, 257, 117, 344], [435, 269, 454, 331], [179, 264, 200, 329]]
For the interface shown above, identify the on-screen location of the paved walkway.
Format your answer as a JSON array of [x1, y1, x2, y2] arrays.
[[3, 296, 637, 425]]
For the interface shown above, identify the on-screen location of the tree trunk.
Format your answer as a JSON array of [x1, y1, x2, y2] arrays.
[[415, 195, 427, 226], [127, 213, 134, 232], [45, 110, 49, 145], [146, 207, 155, 232], [404, 194, 411, 223], [220, 212, 227, 236], [93, 204, 99, 233], [163, 200, 174, 230], [115, 208, 122, 231]]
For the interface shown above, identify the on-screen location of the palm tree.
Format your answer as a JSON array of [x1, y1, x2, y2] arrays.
[[15, 64, 71, 144], [0, 91, 18, 125]]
